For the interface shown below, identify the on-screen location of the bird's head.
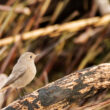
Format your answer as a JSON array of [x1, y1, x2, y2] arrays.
[[18, 52, 38, 63]]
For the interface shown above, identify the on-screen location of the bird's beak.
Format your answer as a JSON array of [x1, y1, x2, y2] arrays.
[[35, 54, 40, 59]]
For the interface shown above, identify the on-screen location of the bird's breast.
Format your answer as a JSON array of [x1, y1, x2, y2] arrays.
[[12, 63, 37, 88], [27, 63, 37, 78]]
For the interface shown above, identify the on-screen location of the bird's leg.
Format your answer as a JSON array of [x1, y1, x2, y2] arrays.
[[21, 88, 28, 96], [15, 88, 23, 99]]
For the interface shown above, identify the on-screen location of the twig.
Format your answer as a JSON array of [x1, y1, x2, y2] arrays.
[[0, 15, 110, 47], [0, 46, 7, 56], [0, 5, 31, 15], [95, 0, 110, 15], [0, 43, 18, 73], [34, 0, 51, 28]]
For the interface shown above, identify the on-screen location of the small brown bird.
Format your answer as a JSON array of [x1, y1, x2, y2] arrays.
[[1, 52, 37, 89]]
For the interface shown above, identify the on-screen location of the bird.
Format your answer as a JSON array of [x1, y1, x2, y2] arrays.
[[0, 52, 37, 90]]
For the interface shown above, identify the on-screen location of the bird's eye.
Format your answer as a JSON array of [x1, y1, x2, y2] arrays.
[[30, 56, 32, 58]]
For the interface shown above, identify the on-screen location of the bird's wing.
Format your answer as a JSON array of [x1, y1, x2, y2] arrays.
[[2, 65, 27, 88]]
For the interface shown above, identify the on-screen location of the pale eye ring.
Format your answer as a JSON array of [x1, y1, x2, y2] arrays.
[[30, 56, 32, 58]]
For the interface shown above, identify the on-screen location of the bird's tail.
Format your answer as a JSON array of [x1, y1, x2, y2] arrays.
[[0, 85, 12, 93], [0, 85, 12, 109]]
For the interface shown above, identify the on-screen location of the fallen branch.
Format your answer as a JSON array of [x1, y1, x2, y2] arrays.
[[74, 98, 110, 110], [2, 63, 110, 110], [0, 14, 110, 47]]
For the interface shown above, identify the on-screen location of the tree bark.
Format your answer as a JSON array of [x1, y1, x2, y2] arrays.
[[2, 63, 110, 110]]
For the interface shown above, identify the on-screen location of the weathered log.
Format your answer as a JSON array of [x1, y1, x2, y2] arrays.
[[2, 63, 110, 110]]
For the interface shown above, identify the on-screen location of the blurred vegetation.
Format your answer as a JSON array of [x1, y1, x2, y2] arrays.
[[0, 0, 110, 109]]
